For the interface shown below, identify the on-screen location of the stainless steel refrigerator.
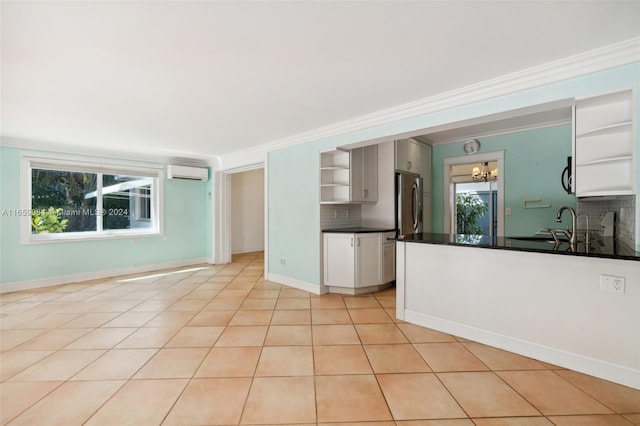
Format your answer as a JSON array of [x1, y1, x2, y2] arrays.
[[396, 172, 423, 237]]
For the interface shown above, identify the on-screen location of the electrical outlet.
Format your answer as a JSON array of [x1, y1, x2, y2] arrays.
[[506, 207, 512, 216], [280, 258, 286, 266], [600, 274, 625, 294], [612, 277, 625, 293]]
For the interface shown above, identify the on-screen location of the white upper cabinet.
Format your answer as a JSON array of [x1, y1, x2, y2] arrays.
[[395, 138, 422, 174], [350, 145, 378, 202], [574, 89, 635, 197], [320, 145, 378, 204], [396, 138, 432, 191]]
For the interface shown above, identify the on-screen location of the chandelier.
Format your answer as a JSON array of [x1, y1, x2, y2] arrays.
[[472, 162, 498, 182]]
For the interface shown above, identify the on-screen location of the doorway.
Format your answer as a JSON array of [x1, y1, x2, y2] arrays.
[[230, 168, 265, 255], [455, 180, 498, 237], [444, 152, 504, 237], [214, 163, 267, 266]]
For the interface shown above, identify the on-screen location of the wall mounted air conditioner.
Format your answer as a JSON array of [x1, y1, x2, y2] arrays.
[[167, 164, 209, 182]]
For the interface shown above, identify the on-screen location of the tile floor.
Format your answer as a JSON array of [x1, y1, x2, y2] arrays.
[[1, 251, 639, 425]]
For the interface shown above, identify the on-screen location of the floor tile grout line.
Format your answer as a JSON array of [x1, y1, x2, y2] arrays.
[[3, 253, 638, 423], [547, 368, 621, 415]]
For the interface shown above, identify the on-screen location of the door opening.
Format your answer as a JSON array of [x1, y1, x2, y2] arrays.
[[454, 180, 497, 238], [444, 153, 504, 238]]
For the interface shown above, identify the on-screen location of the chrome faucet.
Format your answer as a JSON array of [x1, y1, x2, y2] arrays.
[[556, 206, 578, 247]]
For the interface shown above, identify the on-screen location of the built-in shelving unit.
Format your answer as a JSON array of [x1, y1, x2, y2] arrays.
[[574, 89, 635, 197], [320, 148, 351, 203]]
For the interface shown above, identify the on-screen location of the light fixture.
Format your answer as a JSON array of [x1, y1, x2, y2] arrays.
[[472, 162, 498, 182]]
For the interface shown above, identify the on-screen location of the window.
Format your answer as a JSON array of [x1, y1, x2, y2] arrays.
[[24, 155, 162, 241]]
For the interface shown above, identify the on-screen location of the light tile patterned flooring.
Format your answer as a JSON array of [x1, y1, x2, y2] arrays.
[[1, 251, 639, 425]]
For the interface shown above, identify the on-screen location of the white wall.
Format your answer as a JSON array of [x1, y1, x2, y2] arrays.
[[231, 168, 264, 254], [396, 241, 640, 390], [361, 141, 395, 228]]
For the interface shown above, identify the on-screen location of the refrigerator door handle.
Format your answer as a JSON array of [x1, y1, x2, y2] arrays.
[[412, 183, 419, 230]]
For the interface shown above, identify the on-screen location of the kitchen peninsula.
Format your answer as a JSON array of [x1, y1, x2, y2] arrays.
[[395, 233, 640, 390]]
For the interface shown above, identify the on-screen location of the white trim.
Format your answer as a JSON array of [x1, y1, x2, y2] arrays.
[[213, 171, 231, 264], [219, 150, 268, 172], [0, 257, 211, 294], [443, 151, 505, 236], [394, 241, 406, 321], [216, 163, 267, 266], [404, 309, 640, 391], [266, 272, 328, 295], [21, 152, 165, 244], [264, 159, 269, 278], [1, 137, 221, 169], [429, 118, 572, 146], [218, 37, 640, 170]]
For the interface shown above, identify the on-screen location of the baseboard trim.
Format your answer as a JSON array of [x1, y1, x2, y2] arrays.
[[0, 257, 212, 293], [266, 273, 328, 295], [404, 309, 640, 390]]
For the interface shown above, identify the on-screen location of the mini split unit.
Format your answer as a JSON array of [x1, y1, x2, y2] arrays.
[[166, 164, 209, 182]]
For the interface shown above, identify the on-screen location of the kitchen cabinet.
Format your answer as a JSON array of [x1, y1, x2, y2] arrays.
[[574, 89, 635, 197], [395, 138, 422, 174], [320, 146, 378, 204], [323, 233, 355, 285], [396, 138, 432, 230], [396, 138, 432, 189], [382, 239, 395, 283], [323, 231, 395, 294], [350, 145, 378, 202]]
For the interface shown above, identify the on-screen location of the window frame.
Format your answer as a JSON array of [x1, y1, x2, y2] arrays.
[[21, 152, 164, 244]]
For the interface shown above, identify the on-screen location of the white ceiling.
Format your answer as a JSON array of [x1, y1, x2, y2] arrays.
[[2, 1, 639, 162]]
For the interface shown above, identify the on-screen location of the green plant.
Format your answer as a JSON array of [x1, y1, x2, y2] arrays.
[[31, 207, 69, 234], [456, 193, 488, 235]]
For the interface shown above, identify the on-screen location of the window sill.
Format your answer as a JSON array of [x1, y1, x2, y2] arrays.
[[25, 230, 163, 244]]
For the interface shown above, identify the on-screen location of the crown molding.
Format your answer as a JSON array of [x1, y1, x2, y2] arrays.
[[0, 136, 220, 169], [219, 37, 640, 170]]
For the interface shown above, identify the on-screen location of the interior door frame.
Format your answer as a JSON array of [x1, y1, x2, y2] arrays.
[[214, 162, 267, 271], [443, 151, 504, 236]]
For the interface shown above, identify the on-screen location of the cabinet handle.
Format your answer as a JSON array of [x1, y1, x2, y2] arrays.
[[407, 161, 412, 170], [351, 237, 354, 247], [358, 238, 360, 246], [363, 189, 368, 198]]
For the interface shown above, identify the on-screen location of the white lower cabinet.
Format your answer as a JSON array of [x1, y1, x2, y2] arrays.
[[323, 231, 395, 294]]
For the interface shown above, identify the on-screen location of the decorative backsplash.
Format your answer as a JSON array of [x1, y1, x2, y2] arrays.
[[320, 204, 361, 230], [577, 195, 635, 250]]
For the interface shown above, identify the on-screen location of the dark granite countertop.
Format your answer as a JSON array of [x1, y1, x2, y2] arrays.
[[397, 232, 640, 261], [322, 227, 395, 234]]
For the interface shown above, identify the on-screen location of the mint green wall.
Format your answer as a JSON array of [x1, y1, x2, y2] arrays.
[[0, 146, 212, 284], [268, 62, 640, 288], [431, 125, 577, 236]]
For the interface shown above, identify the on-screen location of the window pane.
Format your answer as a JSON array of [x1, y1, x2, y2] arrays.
[[102, 174, 153, 230], [31, 169, 97, 233]]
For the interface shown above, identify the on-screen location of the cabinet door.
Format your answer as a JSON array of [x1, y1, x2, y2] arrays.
[[355, 233, 382, 287], [382, 243, 395, 283], [350, 145, 378, 202], [363, 145, 378, 201], [396, 139, 422, 173], [323, 233, 355, 287], [349, 148, 364, 202]]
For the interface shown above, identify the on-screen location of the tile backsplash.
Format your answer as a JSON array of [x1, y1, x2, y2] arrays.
[[320, 204, 361, 230], [577, 195, 635, 250]]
